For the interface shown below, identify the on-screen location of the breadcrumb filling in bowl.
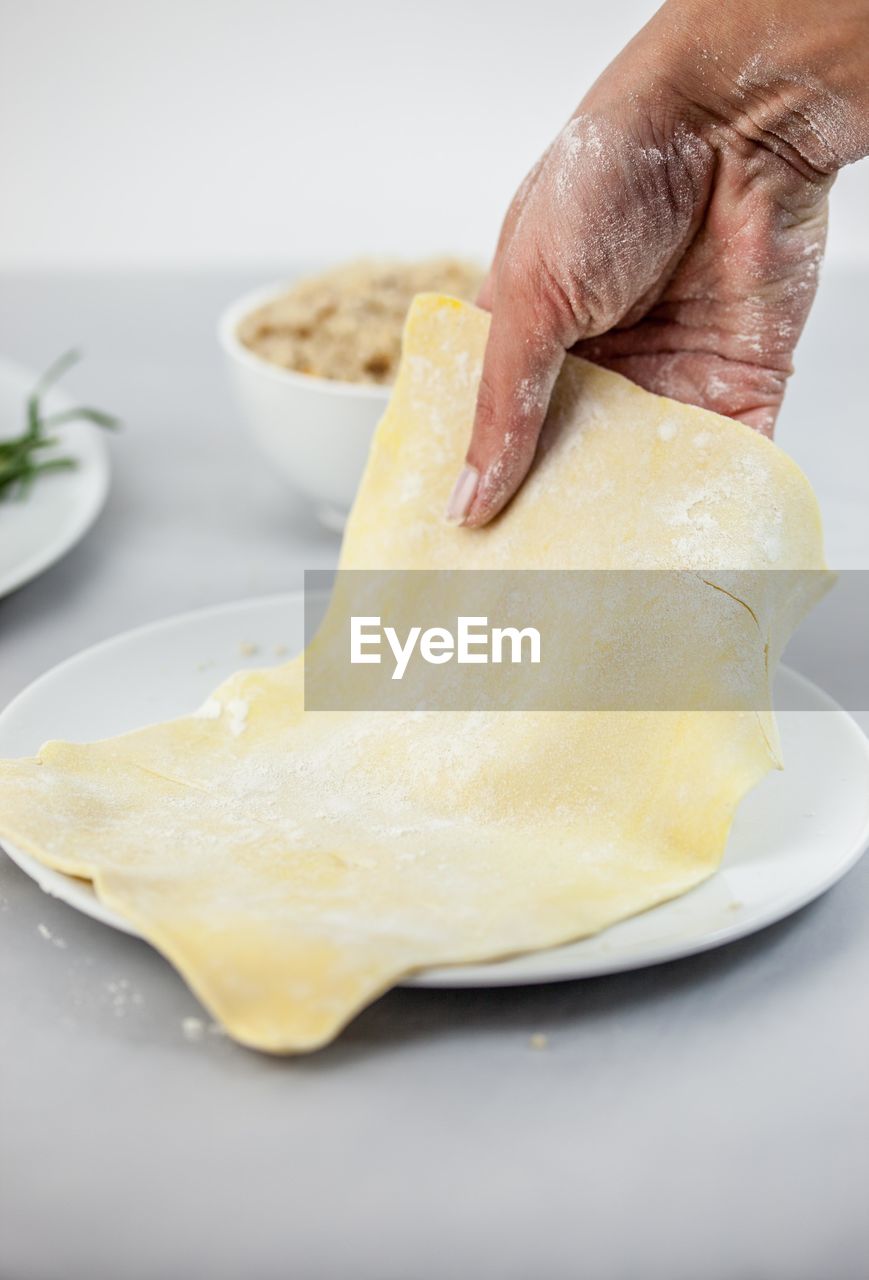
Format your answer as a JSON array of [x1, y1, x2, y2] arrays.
[[236, 257, 483, 385]]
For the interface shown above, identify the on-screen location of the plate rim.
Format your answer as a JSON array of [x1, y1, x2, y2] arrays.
[[0, 355, 111, 599], [1, 592, 868, 988]]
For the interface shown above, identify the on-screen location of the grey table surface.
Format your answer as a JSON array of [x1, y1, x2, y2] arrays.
[[0, 268, 867, 1280]]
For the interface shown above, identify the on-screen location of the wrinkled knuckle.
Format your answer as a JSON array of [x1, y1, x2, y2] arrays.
[[496, 250, 540, 308], [497, 251, 581, 347], [473, 367, 500, 435], [538, 257, 595, 334]]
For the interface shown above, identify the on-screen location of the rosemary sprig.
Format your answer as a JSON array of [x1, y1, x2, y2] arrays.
[[0, 351, 120, 502]]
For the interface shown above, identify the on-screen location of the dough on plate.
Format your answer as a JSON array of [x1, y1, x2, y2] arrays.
[[0, 296, 828, 1052]]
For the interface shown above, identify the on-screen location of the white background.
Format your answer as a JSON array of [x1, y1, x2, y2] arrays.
[[1, 0, 866, 271]]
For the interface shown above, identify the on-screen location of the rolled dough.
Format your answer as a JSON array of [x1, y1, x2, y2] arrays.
[[0, 296, 827, 1052]]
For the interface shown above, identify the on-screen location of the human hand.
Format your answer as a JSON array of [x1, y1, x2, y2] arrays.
[[446, 0, 869, 527]]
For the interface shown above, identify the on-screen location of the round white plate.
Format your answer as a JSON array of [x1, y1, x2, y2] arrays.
[[0, 356, 110, 599], [1, 593, 868, 987]]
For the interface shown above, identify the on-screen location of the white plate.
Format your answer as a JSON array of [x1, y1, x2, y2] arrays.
[[1, 593, 868, 988], [0, 357, 110, 599]]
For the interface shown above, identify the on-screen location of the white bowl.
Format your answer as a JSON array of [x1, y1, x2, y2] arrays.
[[218, 282, 390, 527]]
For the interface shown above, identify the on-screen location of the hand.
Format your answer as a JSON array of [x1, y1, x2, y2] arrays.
[[446, 0, 869, 527]]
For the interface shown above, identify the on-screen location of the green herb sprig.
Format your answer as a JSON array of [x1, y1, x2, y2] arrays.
[[0, 351, 120, 502]]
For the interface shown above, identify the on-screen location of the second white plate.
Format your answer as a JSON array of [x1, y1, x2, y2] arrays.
[[0, 356, 110, 599], [1, 593, 867, 987]]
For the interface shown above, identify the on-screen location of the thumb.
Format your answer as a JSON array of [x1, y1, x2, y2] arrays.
[[446, 281, 566, 528]]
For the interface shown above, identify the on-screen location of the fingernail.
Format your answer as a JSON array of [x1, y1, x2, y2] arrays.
[[445, 464, 479, 525]]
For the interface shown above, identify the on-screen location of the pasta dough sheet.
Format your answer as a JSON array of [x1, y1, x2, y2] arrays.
[[0, 296, 827, 1052]]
